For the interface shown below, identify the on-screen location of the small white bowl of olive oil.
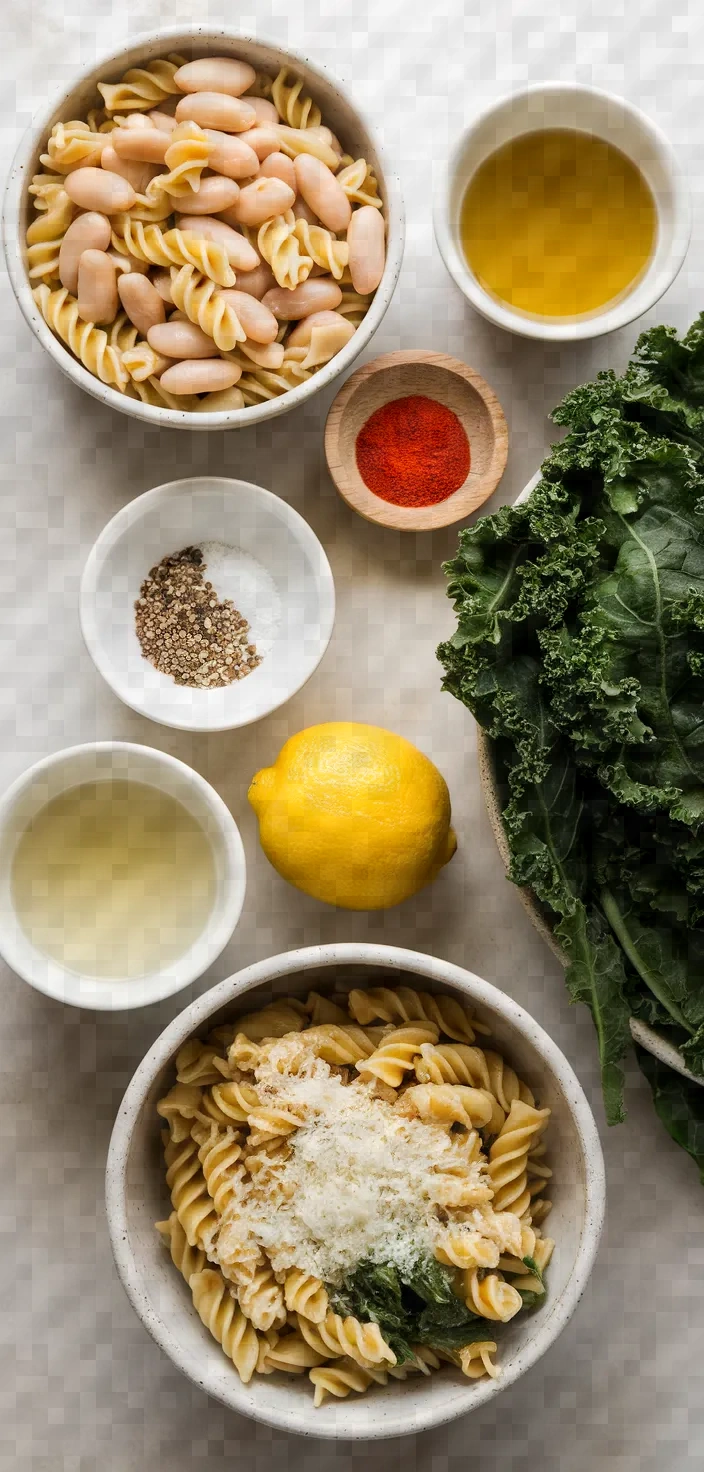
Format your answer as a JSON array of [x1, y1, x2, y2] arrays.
[[435, 82, 690, 341], [0, 742, 246, 1010]]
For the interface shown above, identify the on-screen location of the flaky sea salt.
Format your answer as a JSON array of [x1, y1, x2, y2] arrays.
[[199, 542, 282, 658]]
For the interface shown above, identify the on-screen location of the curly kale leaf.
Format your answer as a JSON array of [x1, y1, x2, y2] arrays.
[[636, 1046, 704, 1182], [331, 1256, 486, 1364]]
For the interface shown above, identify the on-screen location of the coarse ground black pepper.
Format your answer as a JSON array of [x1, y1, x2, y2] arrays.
[[135, 546, 261, 689]]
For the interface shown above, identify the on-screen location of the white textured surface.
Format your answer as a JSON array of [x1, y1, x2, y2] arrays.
[[1, 1, 703, 1467]]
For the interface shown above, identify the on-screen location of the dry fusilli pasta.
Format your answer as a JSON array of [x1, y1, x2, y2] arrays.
[[98, 55, 186, 113]]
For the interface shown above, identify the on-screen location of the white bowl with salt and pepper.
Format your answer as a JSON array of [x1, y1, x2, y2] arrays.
[[80, 477, 335, 732]]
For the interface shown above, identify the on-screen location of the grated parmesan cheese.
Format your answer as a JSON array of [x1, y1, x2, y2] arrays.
[[216, 1036, 490, 1285]]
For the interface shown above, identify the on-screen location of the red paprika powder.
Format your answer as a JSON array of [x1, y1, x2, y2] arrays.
[[355, 394, 470, 507]]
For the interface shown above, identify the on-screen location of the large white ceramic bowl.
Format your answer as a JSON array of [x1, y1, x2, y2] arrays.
[[4, 28, 404, 431], [434, 83, 690, 342], [0, 742, 246, 1010], [80, 476, 335, 732], [106, 942, 605, 1440]]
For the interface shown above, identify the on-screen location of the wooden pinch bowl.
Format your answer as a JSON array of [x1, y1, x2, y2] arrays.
[[324, 350, 508, 531]]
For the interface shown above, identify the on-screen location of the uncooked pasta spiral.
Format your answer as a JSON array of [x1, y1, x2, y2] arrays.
[[121, 341, 169, 383], [459, 1341, 499, 1380], [347, 986, 483, 1043], [356, 1025, 439, 1087], [86, 107, 116, 133], [176, 1038, 229, 1087], [292, 217, 348, 279], [107, 311, 139, 353], [234, 998, 308, 1042], [40, 120, 105, 173], [111, 218, 235, 287], [126, 192, 173, 224], [125, 375, 198, 411], [191, 1122, 244, 1216], [164, 1134, 218, 1250], [283, 1269, 328, 1323], [190, 1269, 261, 1383], [304, 991, 349, 1026], [309, 1360, 383, 1406], [156, 1082, 204, 1141], [462, 1269, 523, 1323], [156, 1210, 207, 1284], [210, 1080, 260, 1124], [147, 121, 212, 200], [236, 1262, 287, 1333], [169, 264, 246, 351], [336, 288, 372, 325], [400, 1082, 498, 1131], [258, 1333, 326, 1374], [98, 55, 186, 113], [484, 1051, 535, 1113], [32, 284, 128, 390], [487, 1100, 551, 1216], [271, 67, 322, 129], [28, 173, 66, 211], [297, 1311, 396, 1369], [238, 355, 311, 405], [26, 189, 73, 282], [336, 158, 382, 208], [257, 212, 313, 290], [414, 1042, 492, 1090]]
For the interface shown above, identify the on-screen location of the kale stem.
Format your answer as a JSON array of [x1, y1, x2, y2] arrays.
[[600, 886, 693, 1033]]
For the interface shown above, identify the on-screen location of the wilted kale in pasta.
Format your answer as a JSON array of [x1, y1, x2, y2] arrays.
[[438, 312, 704, 1178], [331, 1254, 483, 1363]]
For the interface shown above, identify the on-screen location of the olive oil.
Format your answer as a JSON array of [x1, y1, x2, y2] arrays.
[[12, 779, 216, 978], [460, 128, 657, 318]]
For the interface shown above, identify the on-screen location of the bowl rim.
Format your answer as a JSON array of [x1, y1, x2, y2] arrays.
[[105, 940, 606, 1440], [78, 475, 336, 732], [0, 739, 247, 1010], [3, 24, 405, 431], [324, 348, 509, 531], [433, 80, 691, 343]]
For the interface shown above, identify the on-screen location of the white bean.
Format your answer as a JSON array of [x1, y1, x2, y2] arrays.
[[346, 205, 386, 295], [160, 359, 242, 394], [175, 92, 256, 133], [58, 212, 111, 294], [76, 249, 118, 325], [261, 278, 342, 319], [171, 176, 240, 214], [202, 129, 259, 180], [151, 269, 175, 304], [248, 97, 279, 126], [148, 109, 178, 133], [65, 167, 136, 213], [287, 310, 352, 348], [111, 127, 170, 164], [100, 144, 156, 195], [241, 126, 280, 162], [294, 154, 351, 233], [174, 58, 256, 97], [192, 385, 245, 412], [258, 152, 296, 191], [147, 321, 219, 358], [218, 289, 278, 343], [122, 113, 156, 130], [293, 196, 318, 227], [234, 177, 295, 226], [118, 273, 166, 335], [176, 215, 259, 270], [232, 261, 276, 299]]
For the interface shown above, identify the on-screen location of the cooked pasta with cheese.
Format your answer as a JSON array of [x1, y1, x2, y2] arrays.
[[25, 54, 386, 413], [155, 984, 555, 1406]]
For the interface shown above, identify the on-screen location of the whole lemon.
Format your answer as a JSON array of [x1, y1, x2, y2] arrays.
[[248, 722, 457, 910]]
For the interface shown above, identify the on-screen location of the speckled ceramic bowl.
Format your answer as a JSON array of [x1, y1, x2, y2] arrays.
[[106, 942, 605, 1440], [4, 27, 404, 431]]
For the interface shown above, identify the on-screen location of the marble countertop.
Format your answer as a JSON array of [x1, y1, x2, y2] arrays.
[[2, 1, 703, 1468]]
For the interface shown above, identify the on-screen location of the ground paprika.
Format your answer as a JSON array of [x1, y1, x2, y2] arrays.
[[355, 394, 470, 507]]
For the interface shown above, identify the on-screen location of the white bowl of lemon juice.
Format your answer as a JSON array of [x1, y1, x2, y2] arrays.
[[0, 743, 246, 1010], [435, 82, 690, 341]]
